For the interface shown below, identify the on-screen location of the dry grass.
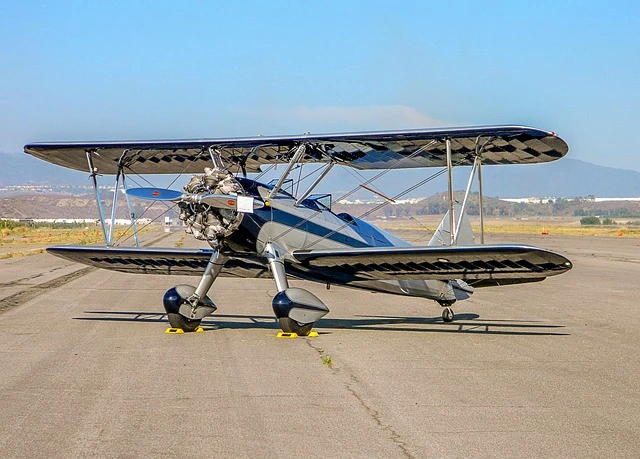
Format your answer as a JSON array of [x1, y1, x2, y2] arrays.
[[0, 226, 144, 259], [374, 216, 640, 238], [0, 249, 46, 260], [472, 224, 639, 237], [2, 228, 104, 245]]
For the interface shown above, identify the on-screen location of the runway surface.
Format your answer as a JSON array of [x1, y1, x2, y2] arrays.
[[1, 230, 639, 458]]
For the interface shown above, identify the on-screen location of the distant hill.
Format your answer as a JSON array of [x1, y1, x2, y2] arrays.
[[321, 158, 640, 199], [0, 152, 89, 186], [4, 189, 639, 220], [2, 152, 639, 198], [0, 192, 177, 220], [479, 158, 640, 198], [333, 191, 640, 220]]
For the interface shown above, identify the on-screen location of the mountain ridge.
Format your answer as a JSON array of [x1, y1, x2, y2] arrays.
[[1, 152, 639, 198]]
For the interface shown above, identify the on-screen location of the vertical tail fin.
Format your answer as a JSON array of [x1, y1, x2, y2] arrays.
[[428, 205, 474, 247]]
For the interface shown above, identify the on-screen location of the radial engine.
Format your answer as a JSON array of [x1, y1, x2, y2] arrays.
[[178, 167, 244, 247]]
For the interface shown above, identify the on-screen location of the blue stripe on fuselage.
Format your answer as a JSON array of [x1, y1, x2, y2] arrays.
[[267, 208, 395, 249], [235, 178, 397, 250], [270, 208, 369, 248]]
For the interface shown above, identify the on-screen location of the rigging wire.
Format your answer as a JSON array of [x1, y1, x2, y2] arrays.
[[261, 140, 438, 245], [115, 203, 179, 246], [301, 165, 455, 250], [254, 163, 276, 181], [112, 150, 207, 245]]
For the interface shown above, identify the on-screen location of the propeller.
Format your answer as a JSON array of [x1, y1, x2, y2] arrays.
[[126, 187, 264, 211]]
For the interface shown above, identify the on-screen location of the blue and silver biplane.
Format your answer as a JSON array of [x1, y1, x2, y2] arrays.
[[24, 126, 572, 334]]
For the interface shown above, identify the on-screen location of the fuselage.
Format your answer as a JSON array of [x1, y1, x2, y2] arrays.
[[225, 178, 468, 303]]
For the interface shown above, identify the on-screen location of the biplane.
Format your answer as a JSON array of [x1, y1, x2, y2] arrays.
[[24, 126, 572, 335]]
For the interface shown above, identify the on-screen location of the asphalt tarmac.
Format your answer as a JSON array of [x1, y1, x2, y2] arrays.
[[0, 230, 638, 458]]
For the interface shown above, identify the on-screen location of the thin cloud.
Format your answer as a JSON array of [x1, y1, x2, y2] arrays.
[[230, 105, 452, 135]]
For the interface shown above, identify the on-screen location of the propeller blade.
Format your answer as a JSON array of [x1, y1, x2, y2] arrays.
[[126, 187, 183, 201], [126, 188, 264, 212], [199, 194, 265, 211]]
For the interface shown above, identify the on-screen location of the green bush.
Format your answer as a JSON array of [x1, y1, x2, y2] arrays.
[[580, 216, 601, 225]]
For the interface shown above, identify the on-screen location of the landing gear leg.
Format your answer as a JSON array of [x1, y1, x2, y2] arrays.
[[265, 243, 329, 335], [163, 249, 226, 331]]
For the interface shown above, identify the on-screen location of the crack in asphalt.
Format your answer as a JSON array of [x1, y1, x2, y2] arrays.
[[305, 339, 414, 458]]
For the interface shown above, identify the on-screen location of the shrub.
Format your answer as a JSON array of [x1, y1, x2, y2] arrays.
[[580, 216, 600, 225]]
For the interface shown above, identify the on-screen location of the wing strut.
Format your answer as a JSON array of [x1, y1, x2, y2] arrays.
[[475, 136, 494, 244], [267, 144, 306, 200], [446, 138, 455, 245], [294, 162, 335, 206], [121, 173, 140, 247], [454, 157, 479, 245], [449, 136, 493, 245], [107, 150, 141, 247], [108, 163, 123, 245], [477, 155, 485, 244], [85, 151, 109, 244]]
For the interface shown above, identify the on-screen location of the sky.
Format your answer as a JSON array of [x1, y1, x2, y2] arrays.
[[2, 1, 639, 172]]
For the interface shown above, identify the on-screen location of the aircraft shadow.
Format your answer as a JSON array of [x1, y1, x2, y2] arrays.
[[76, 311, 569, 336]]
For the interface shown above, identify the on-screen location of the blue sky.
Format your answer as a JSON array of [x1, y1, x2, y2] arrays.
[[2, 1, 639, 171]]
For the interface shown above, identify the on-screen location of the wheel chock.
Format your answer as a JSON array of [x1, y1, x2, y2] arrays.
[[277, 332, 298, 339], [165, 328, 184, 334], [276, 331, 319, 338], [165, 327, 205, 334]]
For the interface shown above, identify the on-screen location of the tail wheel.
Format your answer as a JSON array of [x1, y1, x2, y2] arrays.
[[278, 317, 313, 336], [167, 313, 202, 332], [442, 307, 455, 323]]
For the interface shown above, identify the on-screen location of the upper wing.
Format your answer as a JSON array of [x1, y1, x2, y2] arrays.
[[291, 244, 572, 287], [24, 125, 568, 175]]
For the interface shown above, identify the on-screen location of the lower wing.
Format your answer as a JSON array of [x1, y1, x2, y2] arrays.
[[291, 244, 572, 287], [47, 244, 571, 288], [46, 246, 270, 278]]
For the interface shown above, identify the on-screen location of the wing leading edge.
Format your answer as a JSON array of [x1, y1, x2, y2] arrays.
[[291, 244, 572, 287], [24, 125, 568, 175]]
